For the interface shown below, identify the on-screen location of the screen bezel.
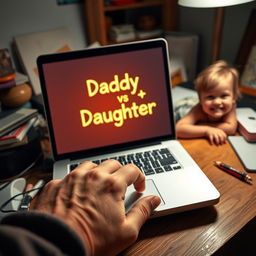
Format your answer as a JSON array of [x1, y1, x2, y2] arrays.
[[37, 38, 176, 161]]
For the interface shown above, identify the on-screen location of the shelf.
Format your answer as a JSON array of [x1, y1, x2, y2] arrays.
[[84, 0, 178, 45], [104, 0, 164, 11]]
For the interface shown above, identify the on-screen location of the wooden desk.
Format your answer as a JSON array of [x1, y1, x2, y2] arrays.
[[121, 138, 256, 256]]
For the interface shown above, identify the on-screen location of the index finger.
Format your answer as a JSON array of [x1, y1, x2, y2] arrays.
[[114, 163, 146, 193]]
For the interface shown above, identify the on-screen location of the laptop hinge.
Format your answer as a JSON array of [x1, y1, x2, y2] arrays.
[[69, 141, 163, 161]]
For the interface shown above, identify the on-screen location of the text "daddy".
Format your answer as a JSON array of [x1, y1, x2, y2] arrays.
[[86, 73, 139, 97]]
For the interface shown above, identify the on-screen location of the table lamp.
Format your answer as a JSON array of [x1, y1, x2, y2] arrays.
[[178, 0, 254, 63]]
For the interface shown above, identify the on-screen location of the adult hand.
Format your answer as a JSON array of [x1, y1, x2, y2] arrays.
[[205, 127, 227, 145], [32, 160, 161, 256]]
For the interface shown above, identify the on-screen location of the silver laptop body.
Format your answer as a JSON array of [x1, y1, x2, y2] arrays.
[[37, 39, 220, 217]]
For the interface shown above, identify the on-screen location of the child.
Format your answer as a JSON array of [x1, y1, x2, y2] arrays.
[[176, 60, 241, 145]]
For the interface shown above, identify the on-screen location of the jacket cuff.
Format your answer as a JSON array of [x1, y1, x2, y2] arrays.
[[1, 211, 87, 256]]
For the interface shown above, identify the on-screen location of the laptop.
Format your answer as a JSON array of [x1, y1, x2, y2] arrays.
[[37, 38, 220, 217]]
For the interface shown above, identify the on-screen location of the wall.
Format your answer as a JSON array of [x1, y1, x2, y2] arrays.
[[178, 1, 255, 72], [0, 0, 87, 69], [0, 0, 255, 74]]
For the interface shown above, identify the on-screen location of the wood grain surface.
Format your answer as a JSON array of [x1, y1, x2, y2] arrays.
[[120, 138, 256, 256]]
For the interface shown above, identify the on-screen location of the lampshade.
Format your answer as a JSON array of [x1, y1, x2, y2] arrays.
[[178, 0, 254, 8]]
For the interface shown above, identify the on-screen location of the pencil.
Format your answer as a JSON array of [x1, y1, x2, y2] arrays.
[[214, 161, 252, 184]]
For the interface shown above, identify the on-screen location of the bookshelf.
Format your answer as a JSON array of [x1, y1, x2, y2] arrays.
[[84, 0, 178, 45]]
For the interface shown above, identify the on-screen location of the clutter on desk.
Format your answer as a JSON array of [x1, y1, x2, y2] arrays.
[[0, 49, 15, 81], [236, 107, 256, 142], [0, 124, 42, 179], [0, 177, 26, 219], [109, 24, 136, 42], [228, 108, 256, 172], [0, 116, 38, 147], [228, 136, 256, 173], [0, 108, 38, 138], [0, 49, 31, 108]]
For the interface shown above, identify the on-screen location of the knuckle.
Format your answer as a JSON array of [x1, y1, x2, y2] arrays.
[[68, 169, 81, 180], [106, 158, 122, 168], [123, 163, 141, 175], [88, 168, 102, 180], [80, 160, 98, 168], [105, 176, 122, 192]]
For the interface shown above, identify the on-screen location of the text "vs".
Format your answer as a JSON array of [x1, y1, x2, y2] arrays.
[[117, 95, 129, 103]]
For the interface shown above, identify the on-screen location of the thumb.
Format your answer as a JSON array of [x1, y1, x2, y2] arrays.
[[126, 195, 161, 229]]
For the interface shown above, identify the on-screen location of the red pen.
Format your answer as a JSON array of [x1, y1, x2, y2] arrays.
[[214, 161, 252, 184]]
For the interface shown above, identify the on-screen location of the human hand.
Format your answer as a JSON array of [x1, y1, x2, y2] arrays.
[[33, 160, 161, 256], [205, 127, 227, 145]]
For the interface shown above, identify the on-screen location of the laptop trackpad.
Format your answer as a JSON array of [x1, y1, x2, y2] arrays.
[[125, 179, 164, 213]]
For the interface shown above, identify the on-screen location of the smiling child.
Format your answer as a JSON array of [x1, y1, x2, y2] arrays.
[[176, 60, 241, 145]]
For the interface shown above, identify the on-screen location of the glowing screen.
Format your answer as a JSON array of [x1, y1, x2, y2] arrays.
[[42, 47, 173, 155]]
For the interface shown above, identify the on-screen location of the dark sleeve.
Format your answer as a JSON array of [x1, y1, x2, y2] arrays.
[[0, 211, 87, 256]]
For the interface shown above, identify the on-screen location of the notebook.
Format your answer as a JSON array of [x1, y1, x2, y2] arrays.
[[37, 38, 220, 217]]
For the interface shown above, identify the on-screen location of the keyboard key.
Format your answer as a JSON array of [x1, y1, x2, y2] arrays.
[[159, 148, 170, 154], [89, 148, 181, 176], [133, 161, 143, 168], [70, 163, 79, 171], [164, 165, 173, 172], [159, 156, 177, 166], [155, 167, 164, 173], [151, 160, 160, 168], [143, 167, 155, 175]]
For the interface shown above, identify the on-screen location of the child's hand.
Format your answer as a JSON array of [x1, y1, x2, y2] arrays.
[[205, 127, 227, 145]]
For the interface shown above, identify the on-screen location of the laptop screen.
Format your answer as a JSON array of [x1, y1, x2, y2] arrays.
[[38, 39, 175, 160]]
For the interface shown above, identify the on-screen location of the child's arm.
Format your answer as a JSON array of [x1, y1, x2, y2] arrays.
[[176, 104, 227, 145], [176, 104, 208, 137]]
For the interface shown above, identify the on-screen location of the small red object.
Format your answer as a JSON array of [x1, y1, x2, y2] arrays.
[[111, 0, 137, 5]]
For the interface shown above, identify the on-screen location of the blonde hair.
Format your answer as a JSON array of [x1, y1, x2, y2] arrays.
[[195, 60, 241, 99]]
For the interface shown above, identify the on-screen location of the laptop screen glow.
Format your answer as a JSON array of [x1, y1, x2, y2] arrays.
[[41, 47, 173, 156]]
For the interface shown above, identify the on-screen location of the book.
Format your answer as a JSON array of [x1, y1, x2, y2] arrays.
[[0, 116, 37, 146], [111, 0, 136, 5], [0, 136, 29, 151], [15, 72, 29, 85], [109, 24, 136, 42], [236, 108, 256, 142], [14, 27, 74, 95], [0, 108, 38, 137], [0, 79, 16, 90]]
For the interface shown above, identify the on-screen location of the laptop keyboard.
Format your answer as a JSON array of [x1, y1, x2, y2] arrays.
[[69, 148, 182, 176]]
